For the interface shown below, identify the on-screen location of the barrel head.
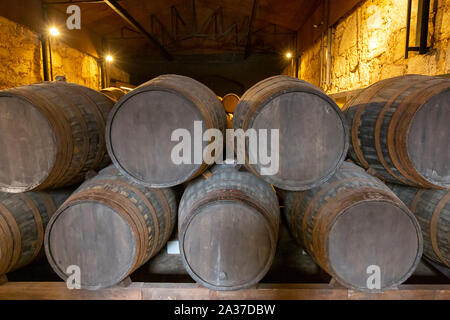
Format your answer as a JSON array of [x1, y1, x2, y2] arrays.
[[407, 90, 450, 188], [222, 93, 239, 113], [250, 91, 347, 190], [181, 201, 275, 290], [327, 201, 422, 292], [45, 202, 136, 290], [107, 89, 206, 187], [0, 96, 56, 193]]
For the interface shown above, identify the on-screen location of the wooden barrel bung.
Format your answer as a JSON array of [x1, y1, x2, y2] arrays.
[[284, 162, 423, 292], [233, 75, 348, 191], [0, 189, 71, 275], [221, 93, 240, 113], [106, 74, 227, 188], [100, 87, 126, 102], [44, 165, 177, 290], [0, 82, 114, 193], [178, 165, 279, 290], [389, 184, 450, 268], [344, 74, 450, 189]]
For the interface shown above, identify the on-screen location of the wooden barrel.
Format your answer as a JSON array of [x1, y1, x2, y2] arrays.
[[283, 161, 423, 292], [145, 224, 322, 282], [178, 164, 279, 290], [100, 87, 126, 102], [233, 75, 348, 191], [0, 82, 114, 193], [222, 93, 240, 113], [106, 74, 227, 188], [388, 184, 450, 268], [44, 165, 177, 290], [0, 189, 71, 275], [344, 75, 450, 189]]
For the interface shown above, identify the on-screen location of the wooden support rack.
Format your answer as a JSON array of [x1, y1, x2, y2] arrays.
[[0, 282, 449, 300]]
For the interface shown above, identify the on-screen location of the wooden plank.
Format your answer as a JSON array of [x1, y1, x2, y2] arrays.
[[0, 282, 449, 300], [0, 282, 143, 300], [141, 283, 348, 300], [348, 285, 450, 300]]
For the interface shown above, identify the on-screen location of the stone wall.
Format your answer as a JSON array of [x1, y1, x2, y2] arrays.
[[0, 16, 42, 90], [299, 0, 450, 93], [0, 16, 130, 91], [51, 39, 102, 90]]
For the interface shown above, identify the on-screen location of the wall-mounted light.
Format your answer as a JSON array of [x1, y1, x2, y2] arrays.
[[47, 27, 60, 82], [49, 27, 60, 36], [106, 55, 114, 63], [285, 52, 293, 59]]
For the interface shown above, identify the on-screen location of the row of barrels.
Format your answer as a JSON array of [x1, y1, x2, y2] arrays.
[[106, 74, 349, 191], [0, 74, 448, 293], [1, 160, 448, 291], [0, 75, 448, 193]]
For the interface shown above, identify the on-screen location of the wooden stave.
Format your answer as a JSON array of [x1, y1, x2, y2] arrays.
[[34, 82, 110, 188], [106, 74, 227, 188], [344, 75, 450, 189], [233, 75, 349, 191], [178, 166, 280, 291], [0, 190, 71, 275], [44, 165, 177, 290], [283, 161, 423, 292], [65, 83, 115, 170], [388, 184, 450, 268], [0, 82, 114, 193]]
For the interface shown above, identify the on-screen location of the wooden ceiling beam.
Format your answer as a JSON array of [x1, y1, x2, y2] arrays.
[[103, 0, 174, 60], [244, 0, 258, 59]]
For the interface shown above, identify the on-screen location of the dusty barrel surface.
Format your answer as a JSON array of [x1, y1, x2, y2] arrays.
[[44, 165, 177, 290], [222, 93, 240, 113], [178, 165, 279, 290], [233, 75, 348, 191], [100, 87, 126, 102], [389, 184, 450, 268], [344, 75, 450, 189], [145, 224, 322, 281], [0, 82, 114, 193], [283, 161, 423, 292], [106, 74, 227, 188], [0, 189, 71, 275]]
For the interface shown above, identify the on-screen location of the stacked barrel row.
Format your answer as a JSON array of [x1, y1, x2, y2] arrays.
[[0, 80, 182, 290], [0, 81, 117, 278], [101, 74, 352, 290], [343, 75, 450, 275], [0, 73, 448, 292]]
